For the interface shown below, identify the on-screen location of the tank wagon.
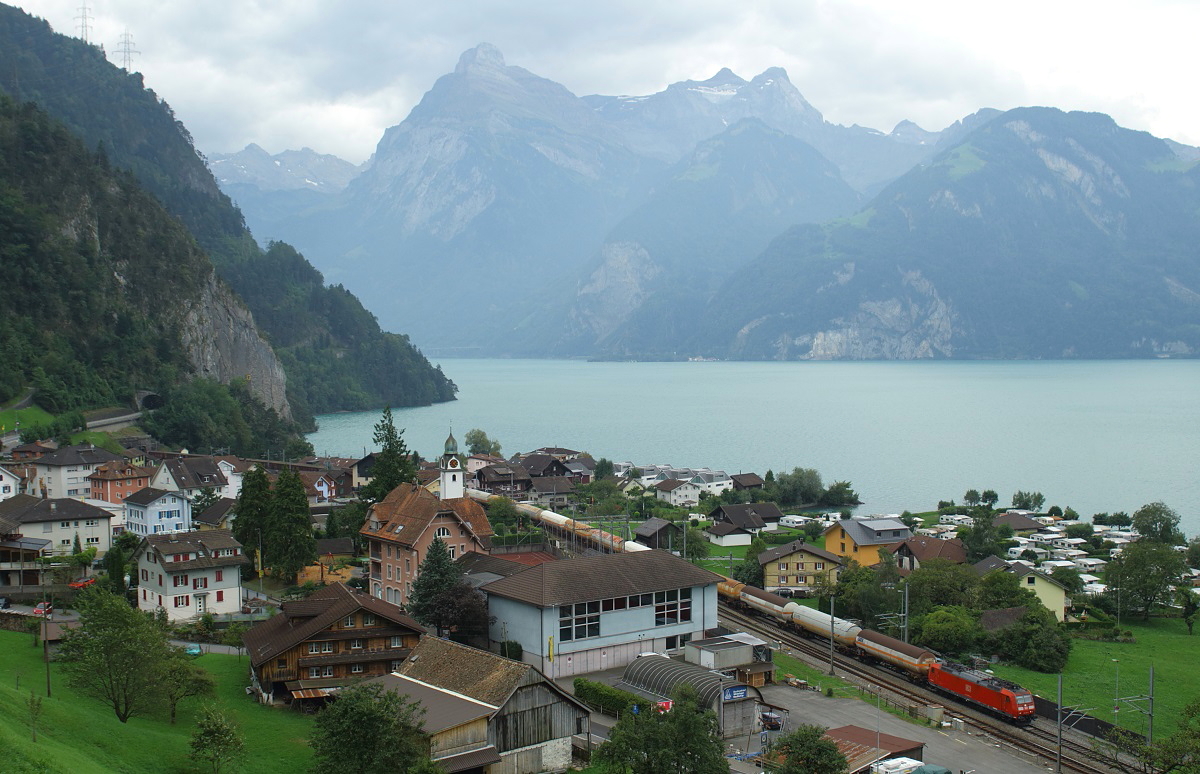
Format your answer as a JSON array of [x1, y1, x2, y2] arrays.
[[716, 574, 1034, 724]]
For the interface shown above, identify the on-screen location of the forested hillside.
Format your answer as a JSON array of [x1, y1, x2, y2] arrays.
[[0, 4, 455, 424]]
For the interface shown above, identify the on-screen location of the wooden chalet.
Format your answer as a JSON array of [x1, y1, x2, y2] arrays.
[[242, 582, 425, 705]]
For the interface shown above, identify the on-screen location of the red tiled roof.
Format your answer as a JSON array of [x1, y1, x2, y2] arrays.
[[361, 483, 493, 549]]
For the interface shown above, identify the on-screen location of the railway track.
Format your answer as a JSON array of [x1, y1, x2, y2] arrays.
[[719, 602, 1115, 774]]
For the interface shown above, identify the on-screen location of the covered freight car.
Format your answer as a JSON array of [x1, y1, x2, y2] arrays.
[[855, 630, 938, 676]]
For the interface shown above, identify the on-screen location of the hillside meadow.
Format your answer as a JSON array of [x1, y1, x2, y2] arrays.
[[0, 630, 312, 773]]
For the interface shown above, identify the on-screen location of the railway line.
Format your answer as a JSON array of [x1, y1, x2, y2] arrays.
[[719, 602, 1115, 774]]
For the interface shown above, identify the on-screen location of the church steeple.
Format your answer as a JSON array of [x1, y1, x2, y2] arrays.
[[439, 430, 464, 499]]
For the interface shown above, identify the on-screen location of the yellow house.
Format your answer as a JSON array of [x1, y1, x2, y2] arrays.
[[974, 556, 1069, 622], [757, 540, 842, 594], [822, 517, 913, 567]]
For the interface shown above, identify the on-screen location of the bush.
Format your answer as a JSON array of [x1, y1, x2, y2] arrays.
[[573, 678, 652, 717], [499, 640, 522, 660]]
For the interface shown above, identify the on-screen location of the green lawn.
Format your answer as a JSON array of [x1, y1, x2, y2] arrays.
[[990, 616, 1200, 736], [0, 405, 53, 436], [0, 630, 312, 773]]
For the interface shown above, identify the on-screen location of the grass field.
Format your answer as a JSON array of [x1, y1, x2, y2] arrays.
[[991, 616, 1200, 737], [0, 405, 53, 436], [0, 630, 312, 773]]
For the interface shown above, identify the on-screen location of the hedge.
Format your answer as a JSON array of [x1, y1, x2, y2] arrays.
[[573, 677, 652, 717]]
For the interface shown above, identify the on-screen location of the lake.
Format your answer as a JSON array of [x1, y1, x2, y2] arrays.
[[307, 359, 1200, 534]]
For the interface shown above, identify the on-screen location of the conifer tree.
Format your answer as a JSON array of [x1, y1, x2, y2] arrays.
[[408, 538, 466, 634], [232, 467, 271, 576], [360, 407, 417, 504], [267, 468, 316, 584]]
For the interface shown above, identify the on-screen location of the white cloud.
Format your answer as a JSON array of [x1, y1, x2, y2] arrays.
[[12, 0, 1198, 163]]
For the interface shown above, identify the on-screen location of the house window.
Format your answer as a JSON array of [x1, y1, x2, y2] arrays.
[[193, 577, 208, 589], [436, 526, 451, 539], [322, 642, 334, 653], [60, 521, 70, 528], [405, 559, 411, 573], [215, 570, 223, 582], [448, 546, 456, 559], [350, 664, 364, 674], [559, 601, 600, 642], [277, 659, 287, 669], [344, 614, 356, 628], [1027, 576, 1036, 585], [390, 636, 404, 648], [654, 588, 692, 627], [351, 639, 363, 649], [387, 565, 392, 580], [308, 667, 321, 679], [174, 574, 189, 587], [779, 576, 788, 585], [390, 660, 403, 671], [86, 537, 99, 545], [85, 519, 98, 527], [173, 595, 190, 607], [815, 562, 824, 570], [363, 614, 376, 626], [309, 643, 322, 654], [141, 569, 149, 581], [216, 591, 224, 602], [322, 666, 334, 677], [60, 539, 71, 547], [779, 563, 788, 571]]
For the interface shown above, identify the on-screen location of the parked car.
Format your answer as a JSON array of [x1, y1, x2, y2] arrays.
[[184, 643, 203, 657], [69, 577, 96, 589], [33, 602, 52, 616], [0, 596, 10, 609]]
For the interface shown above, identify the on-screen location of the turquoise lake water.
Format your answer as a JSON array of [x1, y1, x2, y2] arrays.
[[307, 359, 1200, 533]]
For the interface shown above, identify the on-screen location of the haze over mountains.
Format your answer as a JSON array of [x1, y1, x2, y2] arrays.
[[218, 43, 1200, 360]]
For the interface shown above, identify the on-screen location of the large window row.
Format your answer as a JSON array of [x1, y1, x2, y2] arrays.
[[559, 587, 695, 641]]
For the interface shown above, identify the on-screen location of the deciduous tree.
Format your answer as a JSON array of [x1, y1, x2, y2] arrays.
[[309, 682, 433, 773], [189, 705, 245, 774], [463, 428, 502, 456], [684, 527, 710, 562], [160, 651, 216, 724], [1131, 502, 1185, 546], [771, 724, 848, 774], [1110, 541, 1187, 620], [595, 683, 726, 774]]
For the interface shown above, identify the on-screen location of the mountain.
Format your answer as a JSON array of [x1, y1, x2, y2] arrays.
[[694, 108, 1200, 359], [0, 94, 288, 420], [0, 4, 456, 422], [511, 119, 862, 356]]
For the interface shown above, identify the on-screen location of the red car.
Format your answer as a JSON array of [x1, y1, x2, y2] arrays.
[[33, 602, 53, 616], [69, 577, 96, 589]]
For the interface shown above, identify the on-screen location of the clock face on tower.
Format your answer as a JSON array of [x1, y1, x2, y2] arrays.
[[448, 457, 459, 469]]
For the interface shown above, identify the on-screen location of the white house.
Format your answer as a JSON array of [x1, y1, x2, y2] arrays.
[[705, 522, 753, 547], [0, 466, 21, 502], [133, 529, 248, 621], [123, 488, 193, 536], [150, 456, 229, 500], [28, 444, 124, 499], [0, 495, 113, 557], [654, 479, 702, 508], [481, 550, 721, 677]]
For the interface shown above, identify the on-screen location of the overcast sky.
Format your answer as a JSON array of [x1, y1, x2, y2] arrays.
[[13, 1, 1199, 164]]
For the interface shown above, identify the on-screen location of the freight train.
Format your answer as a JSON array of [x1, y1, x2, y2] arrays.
[[717, 577, 1037, 724]]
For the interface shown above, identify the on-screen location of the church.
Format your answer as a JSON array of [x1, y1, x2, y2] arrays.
[[360, 433, 494, 607]]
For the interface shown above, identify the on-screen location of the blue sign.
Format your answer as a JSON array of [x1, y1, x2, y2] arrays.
[[722, 686, 748, 701]]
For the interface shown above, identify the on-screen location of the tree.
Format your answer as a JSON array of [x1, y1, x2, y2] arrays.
[[1050, 567, 1085, 595], [1187, 536, 1200, 570], [960, 508, 1003, 563], [309, 682, 433, 773], [463, 428, 502, 457], [26, 691, 43, 743], [1132, 502, 1185, 546], [905, 558, 980, 617], [989, 607, 1072, 673], [160, 651, 216, 724], [1179, 588, 1199, 636], [732, 555, 764, 588], [232, 466, 272, 575], [595, 683, 726, 774], [981, 489, 999, 508], [58, 587, 173, 722], [1011, 490, 1046, 512], [819, 481, 859, 506], [486, 496, 519, 529], [265, 469, 316, 583], [190, 705, 245, 773], [1111, 541, 1188, 620], [683, 527, 710, 562], [594, 457, 615, 480], [360, 407, 417, 503], [100, 540, 130, 595], [977, 570, 1039, 611], [408, 538, 464, 634], [915, 606, 979, 656], [771, 724, 848, 774], [964, 489, 981, 507], [1065, 522, 1095, 539], [770, 468, 824, 506], [192, 487, 221, 515]]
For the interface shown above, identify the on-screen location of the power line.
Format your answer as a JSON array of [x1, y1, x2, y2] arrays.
[[75, 1, 93, 43], [116, 28, 140, 72]]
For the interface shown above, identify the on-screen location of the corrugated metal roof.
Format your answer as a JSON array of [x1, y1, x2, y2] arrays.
[[619, 655, 761, 709]]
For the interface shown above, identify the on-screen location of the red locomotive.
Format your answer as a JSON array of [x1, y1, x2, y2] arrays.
[[927, 661, 1037, 723]]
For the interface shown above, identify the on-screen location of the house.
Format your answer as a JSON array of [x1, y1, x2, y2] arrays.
[[654, 479, 702, 508], [297, 471, 338, 504], [474, 462, 532, 499], [525, 447, 584, 462], [708, 502, 784, 534], [133, 529, 248, 621], [0, 495, 113, 559], [1075, 556, 1108, 573], [123, 487, 193, 536], [633, 517, 682, 551], [516, 453, 571, 479], [242, 582, 424, 704], [973, 555, 1069, 621], [704, 521, 753, 547], [993, 511, 1045, 535], [361, 434, 494, 607], [193, 498, 236, 531], [757, 540, 842, 594], [28, 444, 124, 499], [687, 470, 733, 496], [150, 456, 229, 501], [87, 461, 156, 504], [394, 637, 591, 774], [563, 457, 594, 484], [9, 440, 56, 461], [349, 452, 377, 492], [0, 465, 21, 502], [823, 517, 913, 567], [481, 549, 721, 677], [888, 535, 967, 573], [467, 453, 506, 475], [527, 476, 575, 510], [730, 472, 765, 491]]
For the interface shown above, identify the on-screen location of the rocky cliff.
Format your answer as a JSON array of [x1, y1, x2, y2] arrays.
[[180, 273, 292, 419]]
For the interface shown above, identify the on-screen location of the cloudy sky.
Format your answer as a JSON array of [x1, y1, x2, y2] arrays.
[[13, 0, 1198, 164]]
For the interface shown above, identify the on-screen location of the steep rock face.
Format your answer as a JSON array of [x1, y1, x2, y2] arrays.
[[566, 242, 663, 343], [180, 273, 291, 419]]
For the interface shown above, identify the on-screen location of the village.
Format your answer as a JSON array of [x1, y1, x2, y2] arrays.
[[1, 425, 1196, 774]]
